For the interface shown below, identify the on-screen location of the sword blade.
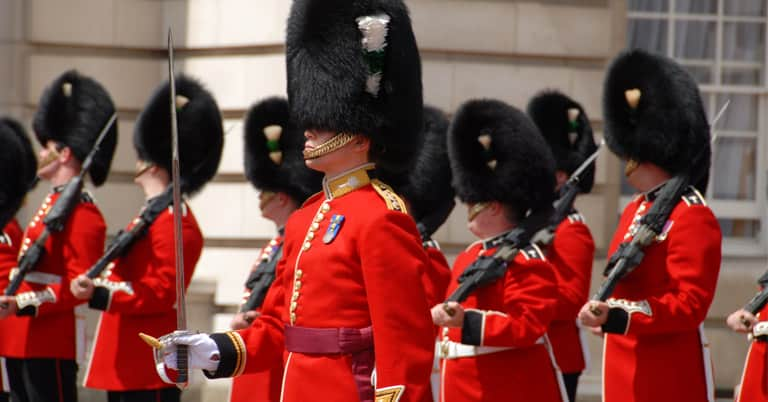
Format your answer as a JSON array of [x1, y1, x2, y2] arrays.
[[168, 28, 188, 387]]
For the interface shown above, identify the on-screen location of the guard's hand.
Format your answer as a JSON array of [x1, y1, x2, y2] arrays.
[[431, 302, 464, 327], [159, 331, 220, 372], [70, 275, 94, 300], [579, 301, 609, 328], [230, 311, 260, 330], [0, 296, 18, 319], [727, 309, 757, 333]]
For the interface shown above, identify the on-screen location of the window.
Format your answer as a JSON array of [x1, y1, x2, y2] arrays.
[[626, 0, 768, 255]]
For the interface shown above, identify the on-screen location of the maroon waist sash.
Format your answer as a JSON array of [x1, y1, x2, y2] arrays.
[[284, 325, 374, 402]]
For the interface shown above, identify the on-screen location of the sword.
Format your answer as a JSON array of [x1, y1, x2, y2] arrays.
[[168, 28, 189, 388]]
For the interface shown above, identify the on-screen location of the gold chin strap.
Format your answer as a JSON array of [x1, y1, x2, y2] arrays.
[[303, 133, 357, 160], [624, 159, 639, 177], [37, 150, 61, 171], [467, 202, 490, 222], [134, 161, 154, 179], [258, 191, 277, 210]]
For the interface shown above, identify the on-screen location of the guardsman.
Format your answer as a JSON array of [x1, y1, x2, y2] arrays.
[[431, 99, 567, 402], [68, 75, 223, 402], [528, 90, 597, 402], [727, 273, 768, 401], [390, 106, 454, 400], [152, 0, 435, 401], [0, 118, 37, 402], [0, 70, 118, 402], [228, 97, 321, 402], [577, 49, 721, 402]]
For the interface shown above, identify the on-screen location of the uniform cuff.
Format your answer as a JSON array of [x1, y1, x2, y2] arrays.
[[89, 286, 110, 311], [204, 332, 247, 378], [601, 307, 629, 334], [461, 310, 484, 346]]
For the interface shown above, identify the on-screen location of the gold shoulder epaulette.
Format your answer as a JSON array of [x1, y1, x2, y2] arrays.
[[681, 187, 707, 207], [371, 179, 407, 213]]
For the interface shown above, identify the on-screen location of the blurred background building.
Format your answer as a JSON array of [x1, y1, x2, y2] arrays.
[[0, 0, 764, 400]]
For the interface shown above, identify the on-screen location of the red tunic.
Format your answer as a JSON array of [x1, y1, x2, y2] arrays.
[[439, 237, 565, 402], [229, 234, 284, 402], [546, 213, 594, 374], [422, 242, 452, 308], [84, 203, 202, 391], [736, 302, 768, 401], [0, 219, 23, 392], [3, 189, 106, 360], [602, 188, 720, 402], [205, 166, 435, 402]]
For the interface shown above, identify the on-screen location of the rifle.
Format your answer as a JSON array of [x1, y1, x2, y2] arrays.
[[240, 246, 283, 316], [590, 174, 690, 311], [84, 186, 174, 280], [3, 113, 117, 301], [444, 205, 553, 313], [534, 141, 603, 247], [743, 286, 768, 317]]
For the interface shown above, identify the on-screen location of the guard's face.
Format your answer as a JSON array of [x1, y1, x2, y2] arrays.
[[36, 141, 62, 179], [303, 129, 346, 172], [466, 202, 493, 238], [259, 191, 277, 216]]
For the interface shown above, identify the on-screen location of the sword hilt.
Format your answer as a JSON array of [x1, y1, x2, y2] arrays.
[[176, 343, 189, 386]]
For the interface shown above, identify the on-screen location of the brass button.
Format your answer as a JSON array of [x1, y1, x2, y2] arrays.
[[302, 242, 311, 251], [291, 302, 298, 311], [290, 313, 296, 322], [313, 213, 324, 223], [306, 232, 314, 241], [296, 269, 303, 279], [292, 292, 299, 302], [295, 281, 302, 289], [24, 238, 30, 245], [321, 203, 330, 213], [310, 222, 319, 232]]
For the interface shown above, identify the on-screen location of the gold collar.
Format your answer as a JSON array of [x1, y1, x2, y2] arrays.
[[323, 163, 376, 199]]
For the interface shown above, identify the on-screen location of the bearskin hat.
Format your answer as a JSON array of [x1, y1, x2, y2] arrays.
[[134, 75, 224, 196], [397, 106, 454, 237], [449, 99, 556, 219], [0, 118, 37, 229], [286, 0, 423, 174], [527, 90, 597, 193], [603, 49, 711, 192], [33, 70, 117, 187], [243, 97, 323, 205]]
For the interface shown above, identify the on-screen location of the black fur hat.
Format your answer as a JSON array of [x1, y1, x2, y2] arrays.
[[449, 99, 556, 219], [243, 97, 323, 205], [603, 49, 711, 192], [398, 106, 454, 236], [33, 70, 117, 187], [134, 75, 224, 196], [527, 90, 597, 193], [286, 0, 423, 174], [0, 118, 37, 229]]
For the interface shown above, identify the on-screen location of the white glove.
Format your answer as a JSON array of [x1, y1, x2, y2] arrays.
[[159, 331, 220, 372]]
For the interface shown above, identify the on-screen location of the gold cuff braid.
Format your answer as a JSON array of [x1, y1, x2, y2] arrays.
[[303, 133, 357, 160]]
